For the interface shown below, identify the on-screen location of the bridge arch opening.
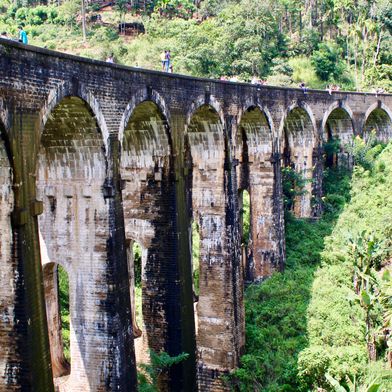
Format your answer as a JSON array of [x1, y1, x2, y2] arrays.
[[120, 100, 175, 367], [36, 96, 109, 389], [42, 261, 71, 378], [363, 108, 392, 143], [0, 122, 18, 390], [236, 106, 275, 279], [282, 107, 316, 218], [323, 107, 354, 168], [126, 239, 144, 357]]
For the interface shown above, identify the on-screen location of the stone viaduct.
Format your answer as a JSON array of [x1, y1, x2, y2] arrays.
[[0, 39, 391, 392]]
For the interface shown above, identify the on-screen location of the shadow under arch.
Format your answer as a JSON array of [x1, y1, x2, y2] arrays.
[[236, 105, 279, 280], [119, 88, 171, 145], [186, 94, 225, 129], [38, 82, 109, 153], [363, 103, 392, 142], [281, 106, 317, 218], [36, 95, 113, 391], [322, 105, 354, 168]]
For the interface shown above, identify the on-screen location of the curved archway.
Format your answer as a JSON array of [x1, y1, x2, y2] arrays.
[[363, 108, 392, 143], [119, 89, 171, 144], [186, 95, 224, 127], [282, 107, 316, 218], [0, 122, 18, 391], [39, 82, 109, 152], [236, 106, 277, 279], [37, 96, 109, 390], [323, 107, 354, 168], [120, 100, 173, 367]]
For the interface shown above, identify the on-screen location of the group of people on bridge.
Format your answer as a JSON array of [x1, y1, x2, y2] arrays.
[[1, 26, 28, 44], [160, 50, 173, 73]]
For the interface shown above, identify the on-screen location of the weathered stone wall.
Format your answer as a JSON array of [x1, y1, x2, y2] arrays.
[[235, 107, 278, 280], [0, 39, 392, 391], [0, 123, 19, 390], [37, 96, 122, 392]]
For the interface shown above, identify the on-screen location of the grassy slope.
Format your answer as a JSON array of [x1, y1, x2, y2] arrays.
[[232, 144, 392, 391]]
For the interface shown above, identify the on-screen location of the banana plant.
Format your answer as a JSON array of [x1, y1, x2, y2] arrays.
[[326, 373, 381, 392]]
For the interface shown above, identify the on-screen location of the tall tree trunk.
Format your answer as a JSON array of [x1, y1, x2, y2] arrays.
[[373, 30, 382, 67], [81, 0, 87, 42]]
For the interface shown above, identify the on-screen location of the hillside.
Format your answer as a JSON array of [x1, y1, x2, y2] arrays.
[[232, 139, 392, 391], [0, 0, 391, 91]]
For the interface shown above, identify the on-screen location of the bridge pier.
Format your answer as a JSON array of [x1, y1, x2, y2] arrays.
[[37, 97, 136, 392], [236, 106, 282, 281], [187, 106, 244, 391], [0, 112, 55, 391]]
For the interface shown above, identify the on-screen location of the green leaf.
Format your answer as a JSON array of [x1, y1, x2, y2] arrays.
[[382, 269, 391, 282], [367, 383, 381, 392], [361, 290, 371, 306], [325, 374, 347, 392]]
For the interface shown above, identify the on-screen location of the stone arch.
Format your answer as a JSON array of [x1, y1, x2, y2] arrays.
[[363, 103, 392, 142], [322, 105, 354, 168], [0, 120, 18, 391], [279, 102, 317, 151], [281, 105, 317, 218], [39, 81, 109, 152], [236, 105, 273, 171], [322, 103, 354, 144], [321, 101, 354, 137], [186, 94, 225, 128], [119, 88, 171, 145], [36, 95, 110, 391], [236, 105, 277, 280]]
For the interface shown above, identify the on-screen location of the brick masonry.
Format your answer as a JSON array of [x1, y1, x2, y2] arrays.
[[0, 39, 392, 391]]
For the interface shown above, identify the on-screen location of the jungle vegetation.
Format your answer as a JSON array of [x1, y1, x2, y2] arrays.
[[0, 0, 391, 91]]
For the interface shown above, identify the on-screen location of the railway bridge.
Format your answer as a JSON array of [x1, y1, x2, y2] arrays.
[[0, 39, 391, 392]]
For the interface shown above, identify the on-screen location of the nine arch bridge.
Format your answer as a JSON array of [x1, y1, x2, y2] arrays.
[[0, 39, 391, 392]]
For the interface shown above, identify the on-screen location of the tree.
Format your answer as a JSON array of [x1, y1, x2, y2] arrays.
[[311, 41, 345, 81], [81, 0, 86, 41]]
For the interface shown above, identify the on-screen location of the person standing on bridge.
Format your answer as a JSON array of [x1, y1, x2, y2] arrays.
[[160, 50, 167, 71], [18, 26, 28, 44], [165, 50, 171, 72]]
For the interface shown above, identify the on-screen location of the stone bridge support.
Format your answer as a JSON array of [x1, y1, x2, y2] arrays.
[[236, 106, 281, 281], [0, 110, 54, 391], [37, 95, 136, 392], [186, 102, 244, 391]]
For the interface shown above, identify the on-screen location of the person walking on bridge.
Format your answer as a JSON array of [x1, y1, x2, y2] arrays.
[[18, 26, 28, 44]]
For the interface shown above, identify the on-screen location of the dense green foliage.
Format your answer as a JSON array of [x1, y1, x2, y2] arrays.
[[231, 142, 392, 391], [1, 0, 391, 90], [58, 264, 70, 361], [138, 350, 189, 391]]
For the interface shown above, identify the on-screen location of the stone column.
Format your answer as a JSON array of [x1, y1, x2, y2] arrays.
[[0, 112, 55, 391], [191, 114, 244, 391]]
